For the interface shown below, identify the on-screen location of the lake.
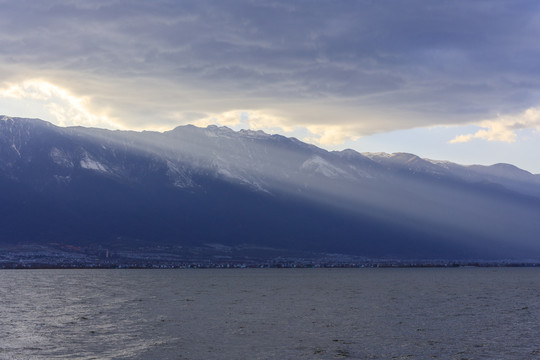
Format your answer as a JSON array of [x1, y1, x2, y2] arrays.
[[1, 268, 539, 359]]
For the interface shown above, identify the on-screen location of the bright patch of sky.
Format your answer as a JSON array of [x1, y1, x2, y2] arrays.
[[334, 126, 540, 173], [0, 80, 121, 129]]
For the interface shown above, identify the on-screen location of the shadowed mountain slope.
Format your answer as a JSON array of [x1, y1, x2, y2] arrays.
[[1, 116, 540, 261]]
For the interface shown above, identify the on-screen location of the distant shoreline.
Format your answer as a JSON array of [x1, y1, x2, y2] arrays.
[[2, 262, 540, 270]]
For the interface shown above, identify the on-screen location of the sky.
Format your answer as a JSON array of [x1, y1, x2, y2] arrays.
[[1, 0, 540, 173]]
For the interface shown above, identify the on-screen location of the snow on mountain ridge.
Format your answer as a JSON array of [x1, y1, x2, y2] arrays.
[[80, 152, 108, 173], [300, 155, 350, 179], [50, 147, 74, 168], [362, 152, 393, 159]]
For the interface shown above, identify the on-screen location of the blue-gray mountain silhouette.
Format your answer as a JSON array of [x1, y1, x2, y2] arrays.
[[1, 115, 540, 260]]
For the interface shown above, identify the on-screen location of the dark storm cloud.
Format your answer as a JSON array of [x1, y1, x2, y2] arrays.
[[1, 0, 540, 135]]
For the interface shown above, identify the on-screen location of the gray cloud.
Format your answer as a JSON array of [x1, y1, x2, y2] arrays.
[[1, 0, 540, 136]]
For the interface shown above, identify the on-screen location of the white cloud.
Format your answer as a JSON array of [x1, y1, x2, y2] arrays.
[[192, 109, 295, 133], [0, 80, 123, 129], [449, 107, 540, 144], [304, 124, 360, 146], [192, 110, 244, 128], [449, 133, 475, 143]]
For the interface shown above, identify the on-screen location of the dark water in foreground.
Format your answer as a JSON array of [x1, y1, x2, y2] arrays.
[[1, 268, 539, 359]]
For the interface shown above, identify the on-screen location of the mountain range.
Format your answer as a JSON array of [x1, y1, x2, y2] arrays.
[[2, 115, 540, 262]]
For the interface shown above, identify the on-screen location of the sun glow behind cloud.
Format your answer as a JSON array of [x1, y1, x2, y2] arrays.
[[0, 80, 123, 130], [189, 109, 293, 132]]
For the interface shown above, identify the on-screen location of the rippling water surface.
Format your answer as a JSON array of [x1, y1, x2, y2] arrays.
[[1, 268, 540, 359]]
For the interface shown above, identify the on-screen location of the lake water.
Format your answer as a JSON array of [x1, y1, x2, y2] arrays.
[[0, 268, 539, 359]]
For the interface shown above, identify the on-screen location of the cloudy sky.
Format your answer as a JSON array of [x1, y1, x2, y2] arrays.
[[1, 0, 540, 172]]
